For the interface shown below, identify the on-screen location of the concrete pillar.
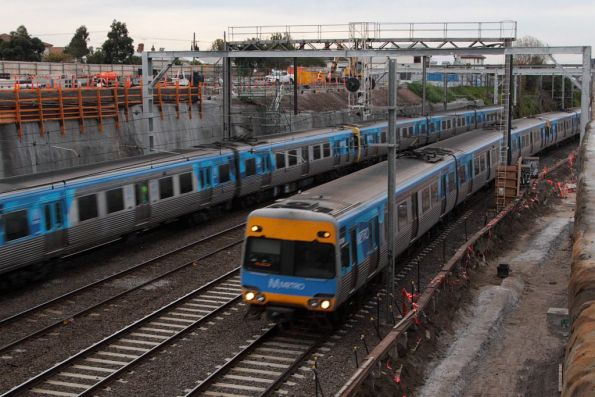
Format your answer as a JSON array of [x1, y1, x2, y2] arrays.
[[141, 52, 155, 153]]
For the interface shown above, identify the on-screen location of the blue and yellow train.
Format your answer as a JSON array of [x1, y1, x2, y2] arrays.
[[240, 109, 581, 317], [0, 106, 501, 276]]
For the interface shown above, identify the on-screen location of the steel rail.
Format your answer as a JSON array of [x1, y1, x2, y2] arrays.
[[0, 222, 245, 326], [0, 228, 244, 355], [2, 267, 243, 397]]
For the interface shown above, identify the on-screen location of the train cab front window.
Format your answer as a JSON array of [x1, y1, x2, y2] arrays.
[[244, 237, 335, 279]]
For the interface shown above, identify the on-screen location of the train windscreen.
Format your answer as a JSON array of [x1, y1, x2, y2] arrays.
[[244, 237, 335, 279]]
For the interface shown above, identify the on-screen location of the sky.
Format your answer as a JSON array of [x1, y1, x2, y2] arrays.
[[2, 0, 593, 62]]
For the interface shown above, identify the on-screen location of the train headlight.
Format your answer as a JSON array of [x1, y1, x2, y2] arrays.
[[245, 291, 255, 301], [320, 300, 331, 310], [317, 231, 331, 238], [251, 225, 262, 232], [257, 295, 265, 302], [308, 299, 319, 308]]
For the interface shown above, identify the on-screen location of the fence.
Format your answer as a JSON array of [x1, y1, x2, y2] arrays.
[[0, 83, 203, 138]]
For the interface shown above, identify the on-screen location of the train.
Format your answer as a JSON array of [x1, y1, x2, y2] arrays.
[[240, 109, 581, 318], [0, 106, 502, 276]]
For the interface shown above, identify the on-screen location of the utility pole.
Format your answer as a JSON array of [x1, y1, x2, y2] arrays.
[[421, 56, 427, 116], [386, 58, 397, 322]]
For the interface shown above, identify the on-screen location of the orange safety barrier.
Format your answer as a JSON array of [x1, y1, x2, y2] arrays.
[[0, 83, 203, 139]]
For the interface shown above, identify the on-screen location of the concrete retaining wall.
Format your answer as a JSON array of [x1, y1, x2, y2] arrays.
[[564, 123, 595, 397]]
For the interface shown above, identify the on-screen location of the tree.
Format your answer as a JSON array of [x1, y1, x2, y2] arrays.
[[0, 25, 45, 61], [211, 39, 225, 51], [65, 26, 90, 61], [514, 36, 546, 65], [86, 48, 105, 64], [101, 20, 134, 64], [45, 52, 73, 63]]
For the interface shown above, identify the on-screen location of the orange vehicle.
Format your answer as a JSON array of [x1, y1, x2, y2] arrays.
[[93, 72, 119, 87]]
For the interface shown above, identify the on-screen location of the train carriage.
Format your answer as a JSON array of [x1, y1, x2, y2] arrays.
[[240, 109, 580, 318], [0, 106, 504, 276]]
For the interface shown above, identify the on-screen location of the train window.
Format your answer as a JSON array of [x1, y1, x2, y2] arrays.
[[474, 156, 481, 176], [421, 187, 431, 213], [78, 194, 98, 222], [441, 121, 446, 130], [448, 172, 456, 193], [323, 143, 331, 157], [288, 150, 298, 166], [397, 201, 408, 230], [159, 177, 174, 199], [135, 181, 149, 205], [480, 153, 487, 173], [218, 164, 230, 183], [447, 120, 452, 129], [275, 152, 286, 169], [381, 131, 387, 143], [106, 188, 124, 213], [408, 127, 414, 136], [179, 172, 193, 194], [459, 165, 466, 184], [341, 244, 350, 268], [245, 158, 256, 177], [430, 123, 435, 133], [4, 210, 29, 241], [421, 124, 426, 134], [244, 237, 282, 274], [431, 182, 439, 205], [294, 241, 335, 278], [313, 145, 321, 160], [55, 202, 63, 228]]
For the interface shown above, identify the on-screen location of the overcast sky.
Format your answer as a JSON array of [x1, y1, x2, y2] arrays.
[[3, 0, 593, 61]]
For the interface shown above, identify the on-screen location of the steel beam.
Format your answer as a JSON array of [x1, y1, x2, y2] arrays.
[[580, 46, 592, 142], [421, 56, 427, 115], [143, 46, 586, 59], [387, 59, 397, 320]]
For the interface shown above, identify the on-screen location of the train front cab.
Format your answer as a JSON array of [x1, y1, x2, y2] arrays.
[[240, 209, 339, 319]]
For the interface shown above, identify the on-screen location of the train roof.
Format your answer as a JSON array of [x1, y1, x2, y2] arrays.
[[267, 124, 507, 219], [0, 145, 232, 194]]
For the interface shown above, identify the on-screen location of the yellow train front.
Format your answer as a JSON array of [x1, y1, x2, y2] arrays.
[[240, 206, 339, 319]]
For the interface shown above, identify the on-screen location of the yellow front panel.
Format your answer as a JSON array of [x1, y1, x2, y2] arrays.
[[247, 216, 336, 244]]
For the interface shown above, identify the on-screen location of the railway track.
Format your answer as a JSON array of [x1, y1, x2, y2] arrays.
[[185, 324, 326, 397], [2, 268, 243, 397], [0, 223, 245, 356]]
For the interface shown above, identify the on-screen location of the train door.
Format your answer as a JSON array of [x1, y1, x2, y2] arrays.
[[333, 141, 341, 166], [260, 153, 272, 187], [369, 216, 380, 273], [301, 146, 310, 175], [199, 168, 213, 202], [530, 131, 534, 153], [467, 160, 473, 194], [134, 181, 151, 226], [410, 193, 419, 240], [440, 174, 447, 215], [350, 228, 358, 291], [486, 151, 491, 180], [43, 201, 67, 254]]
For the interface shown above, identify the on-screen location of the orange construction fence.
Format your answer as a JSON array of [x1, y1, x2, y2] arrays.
[[0, 82, 203, 138]]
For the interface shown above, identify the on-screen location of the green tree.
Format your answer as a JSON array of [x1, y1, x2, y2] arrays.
[[101, 20, 134, 64], [86, 48, 105, 64], [0, 25, 45, 61], [65, 25, 90, 60]]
